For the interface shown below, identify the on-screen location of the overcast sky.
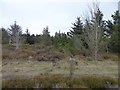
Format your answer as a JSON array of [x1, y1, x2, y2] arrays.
[[0, 0, 119, 36]]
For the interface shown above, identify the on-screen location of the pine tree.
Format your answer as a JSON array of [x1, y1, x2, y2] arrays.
[[53, 31, 68, 47], [106, 10, 120, 53], [24, 29, 35, 44], [67, 17, 84, 37], [67, 17, 88, 55]]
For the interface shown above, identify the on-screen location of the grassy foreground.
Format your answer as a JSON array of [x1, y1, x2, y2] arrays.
[[2, 74, 119, 88], [2, 60, 118, 79], [2, 44, 119, 88]]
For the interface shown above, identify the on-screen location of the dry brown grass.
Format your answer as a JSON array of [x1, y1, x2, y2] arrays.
[[2, 44, 64, 61], [3, 44, 119, 62]]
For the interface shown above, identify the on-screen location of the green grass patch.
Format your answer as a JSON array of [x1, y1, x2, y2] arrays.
[[2, 75, 118, 88]]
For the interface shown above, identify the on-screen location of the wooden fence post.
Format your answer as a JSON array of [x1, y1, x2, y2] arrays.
[[70, 57, 75, 81]]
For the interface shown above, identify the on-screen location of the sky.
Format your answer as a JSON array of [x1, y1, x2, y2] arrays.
[[0, 0, 119, 36]]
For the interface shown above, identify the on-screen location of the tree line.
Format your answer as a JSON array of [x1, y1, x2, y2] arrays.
[[1, 4, 120, 60]]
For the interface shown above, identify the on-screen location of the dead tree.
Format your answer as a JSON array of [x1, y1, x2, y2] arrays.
[[84, 2, 104, 61], [8, 21, 22, 49]]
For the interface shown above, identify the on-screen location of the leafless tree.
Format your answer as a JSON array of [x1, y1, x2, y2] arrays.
[[8, 21, 22, 49], [84, 2, 104, 61]]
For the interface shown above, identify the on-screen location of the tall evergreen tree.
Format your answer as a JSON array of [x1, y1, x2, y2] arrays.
[[67, 17, 84, 37], [67, 17, 88, 55], [106, 10, 120, 53]]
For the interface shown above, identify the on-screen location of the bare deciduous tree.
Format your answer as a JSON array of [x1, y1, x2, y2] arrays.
[[84, 2, 104, 61]]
